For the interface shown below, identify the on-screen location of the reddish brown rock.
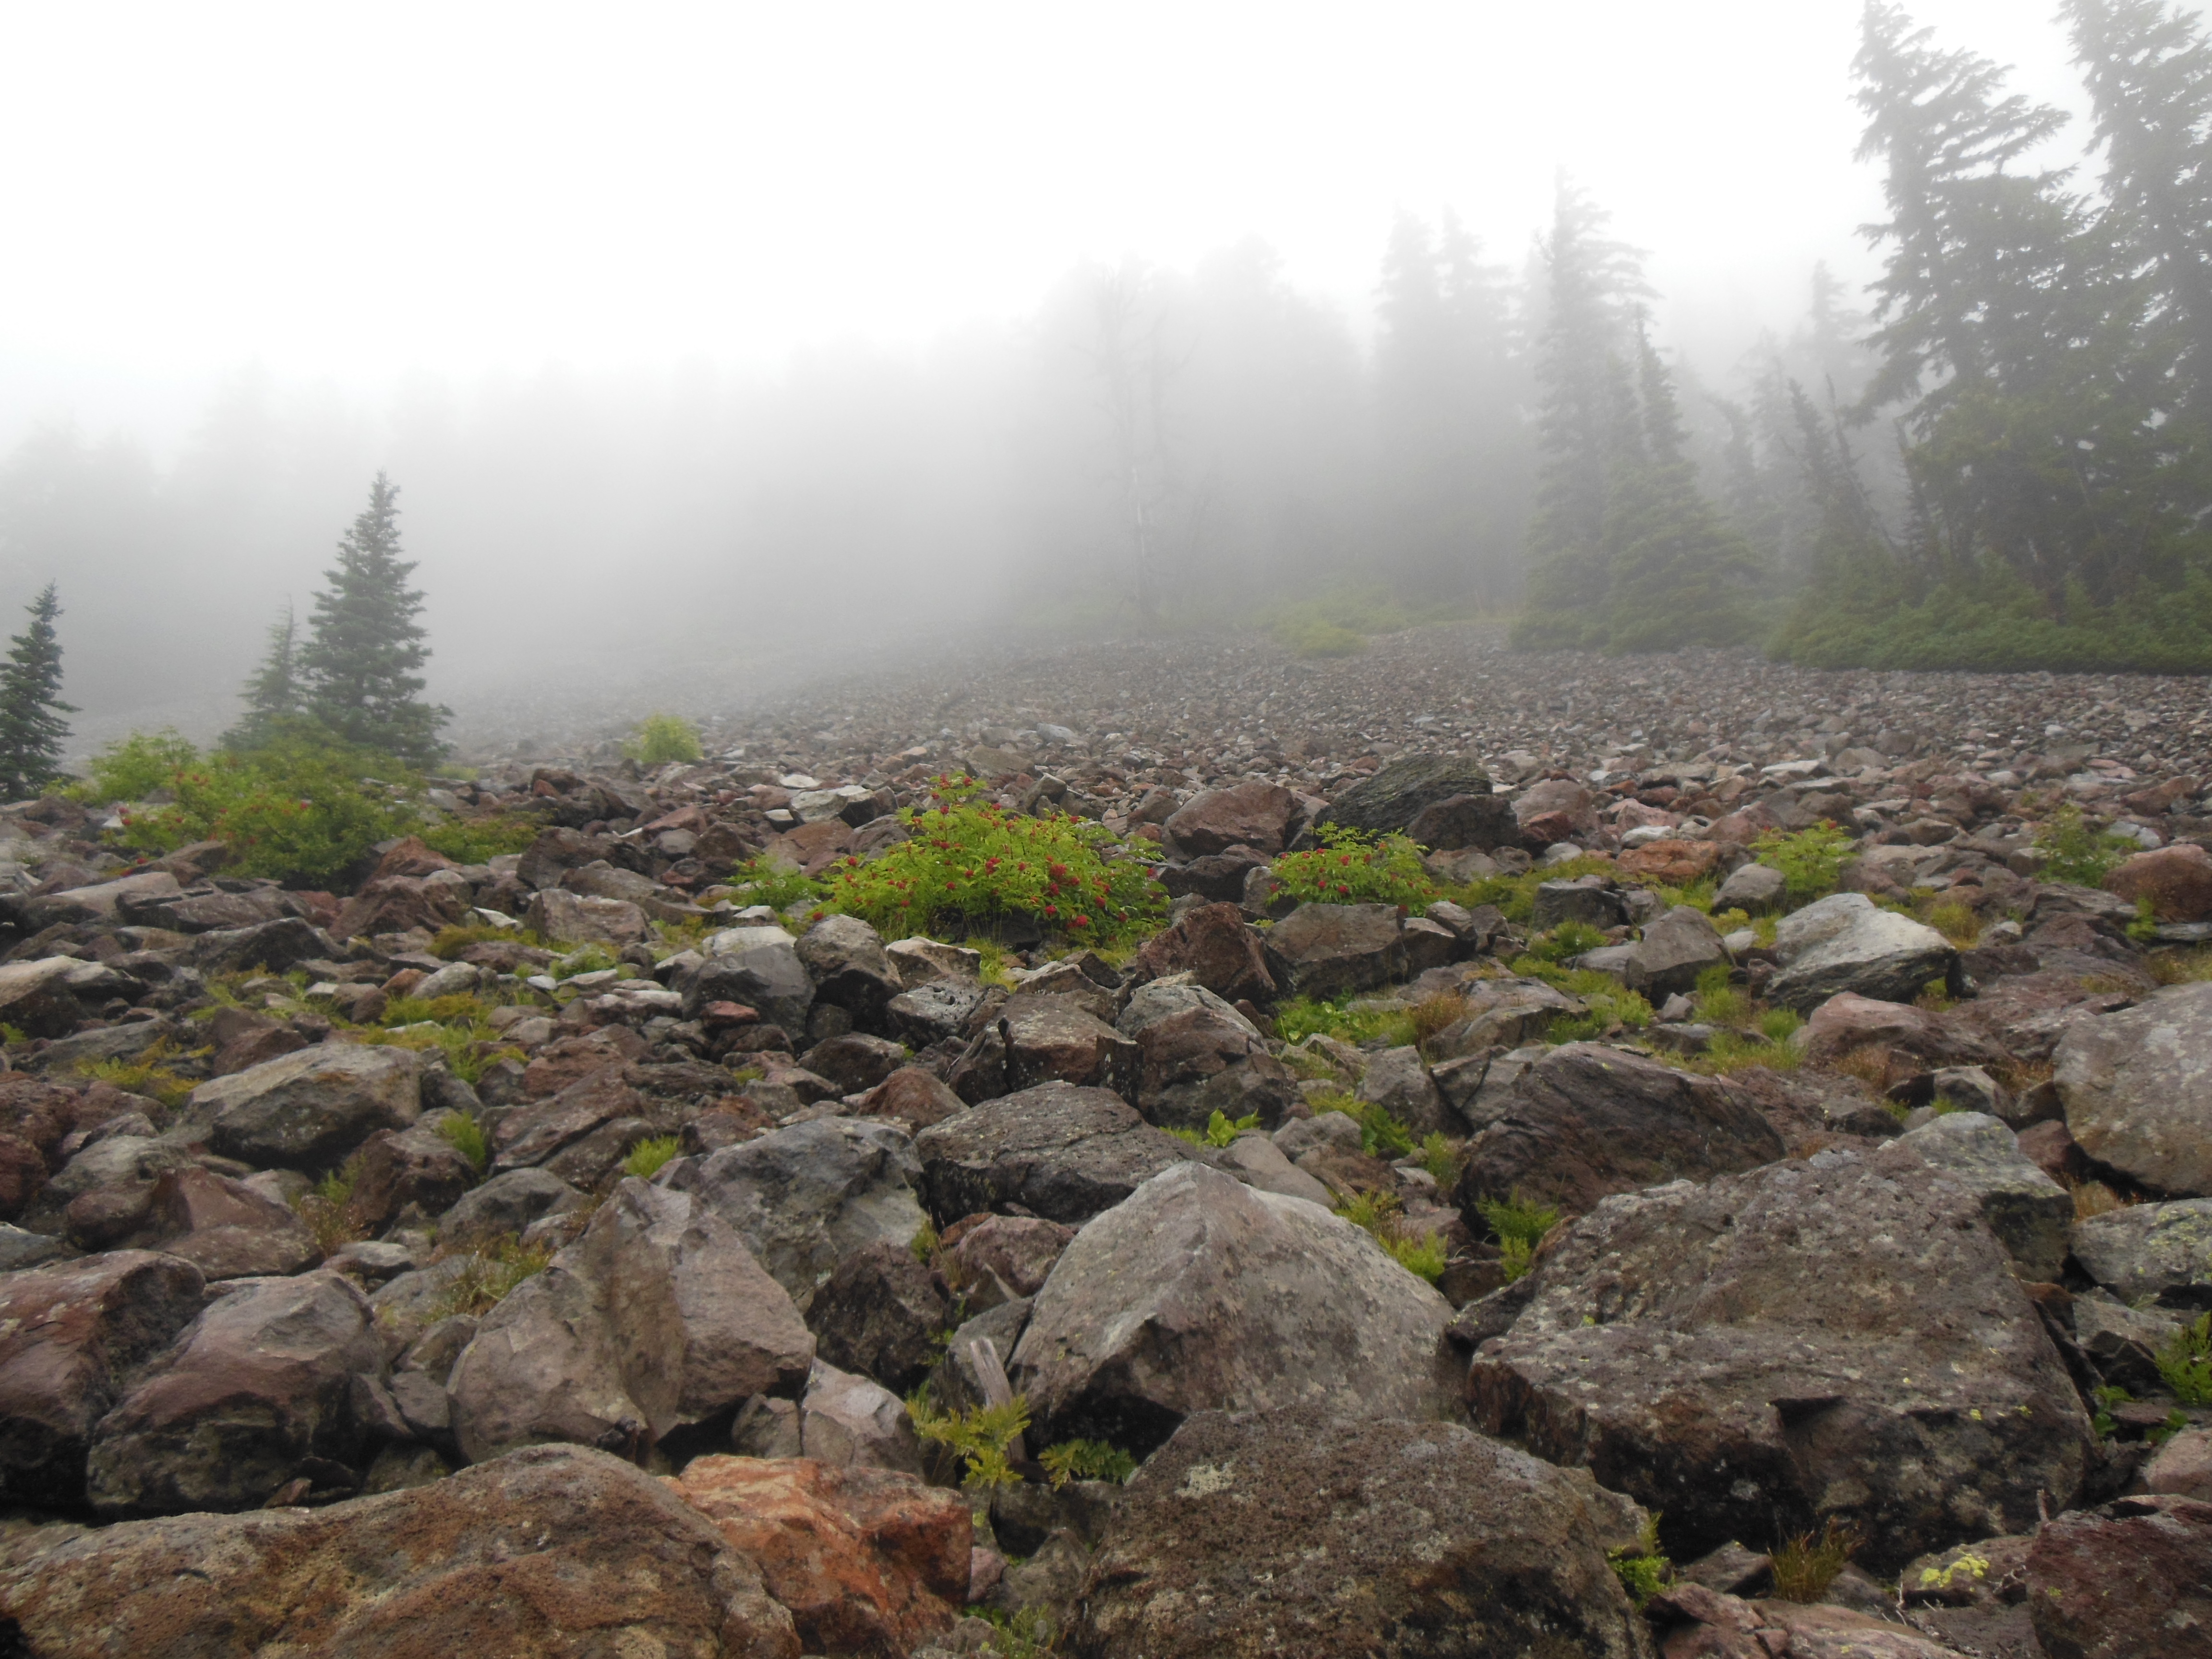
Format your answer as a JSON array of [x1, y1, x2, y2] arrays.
[[1799, 991, 2007, 1082], [2104, 842, 2212, 923], [141, 1166, 317, 1279], [331, 877, 471, 941], [0, 1076, 104, 1162], [2028, 1493, 2212, 1659], [773, 817, 854, 876], [1129, 902, 1276, 1004], [519, 1026, 649, 1099], [368, 836, 461, 883], [349, 1117, 479, 1228], [1618, 838, 1721, 884], [858, 1067, 967, 1133], [0, 1133, 45, 1219], [1163, 780, 1300, 857], [669, 1455, 971, 1658], [939, 1212, 1074, 1304]]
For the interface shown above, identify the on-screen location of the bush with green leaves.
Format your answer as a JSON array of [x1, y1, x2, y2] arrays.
[[721, 856, 825, 913], [629, 712, 704, 766], [2158, 1312, 2212, 1407], [1751, 822, 1856, 906], [1476, 1190, 1561, 1281], [2032, 802, 2141, 888], [1273, 823, 1437, 909], [905, 1389, 1031, 1489], [435, 1113, 490, 1176], [1040, 1439, 1139, 1487], [823, 777, 1164, 945], [420, 814, 544, 865], [1167, 1109, 1260, 1150]]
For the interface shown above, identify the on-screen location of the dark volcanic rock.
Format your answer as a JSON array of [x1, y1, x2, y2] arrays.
[[911, 1082, 1195, 1227], [1317, 752, 1494, 836]]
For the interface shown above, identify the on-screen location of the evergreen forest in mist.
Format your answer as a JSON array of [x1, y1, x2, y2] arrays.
[[6, 0, 2212, 741]]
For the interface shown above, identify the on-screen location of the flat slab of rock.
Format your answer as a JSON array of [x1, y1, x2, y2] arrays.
[[0, 1443, 800, 1659], [1875, 1111, 2071, 1281], [1264, 902, 1407, 999], [1163, 780, 1299, 856], [1767, 893, 1958, 1014], [2056, 980, 2212, 1196], [2070, 1196, 2212, 1303], [2026, 1493, 2212, 1659], [1467, 1150, 2095, 1570], [1069, 1405, 1651, 1659], [1011, 1162, 1455, 1455], [195, 1043, 423, 1173], [912, 1081, 1193, 1226]]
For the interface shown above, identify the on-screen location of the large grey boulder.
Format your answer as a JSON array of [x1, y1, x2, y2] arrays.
[[1623, 904, 1728, 1000], [1264, 902, 1407, 998], [1467, 1151, 2096, 1570], [448, 1177, 813, 1465], [2070, 1197, 2212, 1304], [1069, 1405, 1652, 1659], [2055, 980, 2212, 1196], [911, 1082, 1194, 1227], [1875, 1112, 2072, 1280], [661, 1116, 926, 1304], [193, 1044, 423, 1172], [86, 1271, 386, 1515], [1124, 993, 1297, 1132], [1316, 753, 1495, 836], [680, 924, 815, 1032], [797, 914, 902, 1030], [0, 959, 85, 1040], [1766, 892, 1959, 1014], [1450, 1043, 1785, 1224], [0, 1251, 204, 1509], [524, 887, 648, 947], [1010, 1162, 1456, 1455], [1356, 1044, 1453, 1137], [433, 1166, 585, 1254], [0, 1443, 801, 1659]]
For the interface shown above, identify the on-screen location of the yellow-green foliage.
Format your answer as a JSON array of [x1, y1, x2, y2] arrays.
[[420, 814, 544, 865], [1770, 1519, 1863, 1603], [623, 1135, 682, 1180], [295, 1155, 368, 1256], [2158, 1312, 2212, 1406], [629, 713, 704, 766], [1335, 1190, 1448, 1283], [1417, 1132, 1462, 1186], [910, 1219, 940, 1264], [82, 1042, 197, 1110], [1273, 824, 1437, 909], [435, 1113, 490, 1175], [2032, 803, 2140, 887], [906, 1388, 1031, 1490], [430, 1237, 556, 1319], [1476, 1190, 1560, 1282], [1039, 1439, 1139, 1487], [1273, 996, 1416, 1049], [1167, 1109, 1261, 1149], [1608, 1512, 1673, 1607], [1752, 822, 1857, 906], [1312, 1092, 1418, 1158]]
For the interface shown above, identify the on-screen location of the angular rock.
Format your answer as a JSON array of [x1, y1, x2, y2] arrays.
[[912, 1082, 1194, 1227], [184, 916, 334, 977], [2147, 1427, 2212, 1500], [1452, 1043, 1785, 1222], [1875, 1112, 2071, 1281], [196, 1043, 423, 1173], [1767, 893, 1959, 1014], [0, 1443, 800, 1659], [0, 1250, 204, 1509], [2027, 1492, 2212, 1659], [1128, 998, 1296, 1131], [1163, 780, 1299, 857], [2069, 1197, 2212, 1303], [800, 1359, 925, 1474], [1616, 838, 1722, 885], [938, 1213, 1072, 1308], [87, 1270, 385, 1515], [1069, 1405, 1651, 1659], [139, 1166, 318, 1280], [670, 1453, 969, 1659], [797, 914, 902, 1031], [449, 1177, 813, 1463], [663, 1117, 927, 1303], [1467, 1151, 2096, 1569], [1623, 904, 1728, 1000], [886, 977, 988, 1046], [684, 925, 815, 1033], [2104, 841, 2212, 923], [856, 1066, 968, 1134], [997, 994, 1140, 1098], [2056, 981, 2212, 1196], [805, 1239, 952, 1395], [524, 887, 649, 947], [1530, 875, 1628, 930], [798, 1032, 909, 1097], [1715, 860, 1789, 913], [1265, 902, 1406, 999], [1355, 1044, 1452, 1137], [1320, 753, 1495, 837], [1800, 991, 2008, 1077], [490, 1064, 649, 1177], [349, 1114, 479, 1229], [1128, 901, 1276, 1003], [1404, 791, 1520, 852], [0, 959, 84, 1041], [433, 1166, 584, 1254], [1010, 1162, 1455, 1455], [1213, 1130, 1335, 1206]]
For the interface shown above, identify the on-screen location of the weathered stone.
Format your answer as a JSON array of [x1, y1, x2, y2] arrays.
[[938, 1213, 1072, 1308], [333, 876, 471, 941], [0, 1443, 800, 1659], [1715, 860, 1789, 913], [1530, 875, 1628, 930], [1356, 1044, 1452, 1136], [2104, 841, 2212, 923], [797, 1032, 909, 1096], [1467, 1152, 2095, 1569], [1010, 1162, 1455, 1455], [663, 1117, 927, 1304], [1874, 1112, 2071, 1280], [2056, 980, 2212, 1196], [1128, 901, 1276, 1003], [1623, 904, 1728, 999], [856, 1066, 968, 1134], [524, 887, 649, 947], [349, 1114, 478, 1229], [1211, 1130, 1335, 1206], [2147, 1427, 2212, 1500], [184, 916, 334, 977], [670, 1454, 969, 1659], [1163, 780, 1299, 856], [1767, 893, 1959, 1014], [1321, 754, 1495, 837], [797, 914, 902, 1030], [683, 925, 816, 1032], [490, 1064, 648, 1175], [799, 1359, 924, 1474], [912, 1082, 1194, 1227], [138, 1165, 318, 1280], [2072, 1289, 2185, 1389], [996, 993, 1140, 1098], [1452, 1043, 1785, 1223], [0, 1251, 204, 1510], [1617, 838, 1723, 886], [87, 1270, 385, 1515], [2070, 1196, 2212, 1303], [517, 1024, 648, 1098], [805, 1240, 952, 1395], [2027, 1493, 2212, 1659], [1800, 991, 2008, 1078], [1265, 902, 1407, 998], [196, 1044, 424, 1173], [433, 1166, 584, 1254], [1069, 1405, 1651, 1659], [1403, 791, 1521, 852], [0, 960, 84, 1041]]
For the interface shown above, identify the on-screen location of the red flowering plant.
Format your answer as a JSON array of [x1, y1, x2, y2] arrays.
[[818, 776, 1165, 945], [1272, 823, 1436, 910]]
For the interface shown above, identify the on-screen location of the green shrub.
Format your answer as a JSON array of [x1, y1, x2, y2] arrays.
[[435, 1113, 491, 1174], [1476, 1190, 1561, 1281], [623, 1135, 682, 1180], [906, 1388, 1031, 1489], [2158, 1312, 2212, 1407], [102, 734, 413, 888], [629, 713, 704, 766], [72, 729, 202, 804], [2032, 803, 2140, 888], [721, 856, 825, 913], [1335, 1190, 1447, 1282], [1272, 996, 1416, 1049], [1274, 823, 1437, 909], [823, 778, 1164, 945], [82, 1043, 196, 1110], [1758, 1007, 1803, 1044], [1313, 1092, 1417, 1158], [1608, 1513, 1673, 1607], [910, 1219, 939, 1264], [420, 814, 543, 865], [1167, 1109, 1261, 1149], [429, 1237, 556, 1318], [1263, 586, 1409, 657], [1039, 1439, 1139, 1487], [1752, 822, 1856, 906], [1417, 1132, 1461, 1186]]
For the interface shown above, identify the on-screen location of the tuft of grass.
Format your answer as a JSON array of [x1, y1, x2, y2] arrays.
[[1923, 898, 1982, 948], [1311, 1092, 1419, 1159], [1608, 1512, 1673, 1607], [1751, 822, 1856, 906], [420, 815, 544, 865], [1039, 1438, 1139, 1487], [548, 946, 622, 982], [429, 1236, 556, 1319], [1770, 1518, 1863, 1603], [1757, 1007, 1803, 1045], [2156, 1312, 2212, 1407], [2149, 947, 2212, 986], [295, 1155, 368, 1256], [1694, 962, 1749, 1029], [83, 1042, 197, 1110], [1335, 1190, 1448, 1283], [623, 1135, 682, 1180], [910, 1219, 940, 1265], [435, 1113, 490, 1176], [1476, 1190, 1561, 1282], [1527, 919, 1609, 963], [627, 712, 704, 766], [906, 1386, 1031, 1490], [1273, 994, 1417, 1049], [2032, 803, 2140, 888], [1408, 992, 1469, 1049]]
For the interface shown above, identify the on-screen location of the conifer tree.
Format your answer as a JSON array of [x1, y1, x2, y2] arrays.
[[299, 474, 449, 762], [0, 584, 73, 800], [224, 599, 305, 751]]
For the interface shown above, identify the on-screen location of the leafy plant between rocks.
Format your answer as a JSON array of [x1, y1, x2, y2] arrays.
[[1311, 1091, 1418, 1158], [1751, 822, 1856, 906], [1769, 1517, 1863, 1603], [625, 712, 703, 766], [905, 1387, 1031, 1490], [1475, 1190, 1561, 1282], [435, 1113, 491, 1177], [1273, 822, 1438, 909], [2157, 1312, 2212, 1407], [429, 1236, 556, 1320], [295, 1154, 369, 1256], [2031, 803, 2140, 888], [623, 1135, 682, 1181], [1607, 1511, 1673, 1607], [1166, 1108, 1260, 1150], [81, 1042, 198, 1110], [1039, 1438, 1138, 1488], [1334, 1189, 1448, 1283]]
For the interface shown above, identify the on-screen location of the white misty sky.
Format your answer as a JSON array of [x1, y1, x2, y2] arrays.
[[0, 0, 2175, 448]]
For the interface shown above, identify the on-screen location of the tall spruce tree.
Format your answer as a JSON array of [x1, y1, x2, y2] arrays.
[[1511, 182, 1651, 648], [224, 599, 304, 751], [299, 474, 449, 762], [0, 584, 73, 800]]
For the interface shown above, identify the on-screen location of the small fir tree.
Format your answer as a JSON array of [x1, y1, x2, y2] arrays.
[[0, 584, 74, 800], [299, 473, 449, 762], [224, 598, 306, 750]]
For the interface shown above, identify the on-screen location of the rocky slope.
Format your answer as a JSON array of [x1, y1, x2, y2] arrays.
[[0, 626, 2208, 1656]]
